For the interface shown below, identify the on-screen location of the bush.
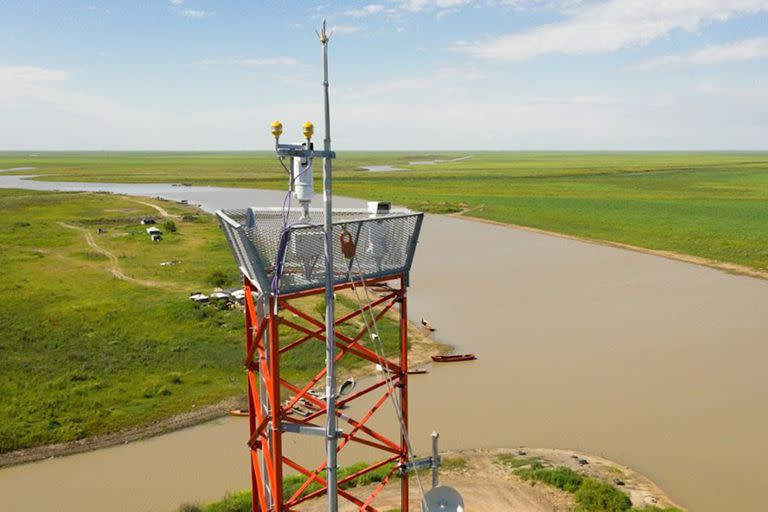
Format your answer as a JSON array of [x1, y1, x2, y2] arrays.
[[574, 478, 632, 512], [164, 220, 178, 233], [515, 465, 584, 493], [206, 270, 231, 287], [201, 491, 251, 512], [167, 372, 184, 384]]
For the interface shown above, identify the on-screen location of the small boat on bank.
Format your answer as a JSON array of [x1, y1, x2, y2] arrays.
[[291, 406, 311, 417], [300, 398, 321, 411], [431, 354, 476, 363], [229, 409, 249, 417], [408, 368, 429, 374]]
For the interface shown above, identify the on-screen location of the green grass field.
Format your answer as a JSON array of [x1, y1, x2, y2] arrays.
[[0, 189, 404, 454], [2, 151, 767, 272]]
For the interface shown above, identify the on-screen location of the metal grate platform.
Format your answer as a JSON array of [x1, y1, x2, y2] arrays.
[[217, 207, 424, 294]]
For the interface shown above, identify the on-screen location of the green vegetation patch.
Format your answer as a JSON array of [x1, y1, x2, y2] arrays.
[[495, 452, 544, 470], [495, 451, 675, 512], [515, 464, 584, 493], [575, 478, 632, 512]]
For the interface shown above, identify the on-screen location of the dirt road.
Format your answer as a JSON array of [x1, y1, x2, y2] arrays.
[[59, 222, 175, 289]]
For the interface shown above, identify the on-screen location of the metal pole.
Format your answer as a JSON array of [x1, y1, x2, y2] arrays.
[[319, 19, 338, 512], [400, 276, 410, 512], [431, 431, 440, 489]]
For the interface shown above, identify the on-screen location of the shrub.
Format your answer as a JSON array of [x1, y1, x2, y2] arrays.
[[515, 465, 584, 493], [167, 372, 184, 384], [164, 220, 178, 233], [574, 478, 632, 512], [207, 270, 231, 287]]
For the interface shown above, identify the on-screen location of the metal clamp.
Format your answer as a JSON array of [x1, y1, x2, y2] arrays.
[[281, 422, 343, 438]]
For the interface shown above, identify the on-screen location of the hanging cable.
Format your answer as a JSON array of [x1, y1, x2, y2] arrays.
[[271, 156, 314, 313], [345, 259, 429, 508]]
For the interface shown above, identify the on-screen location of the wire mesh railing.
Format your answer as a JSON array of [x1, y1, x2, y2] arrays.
[[217, 208, 423, 294]]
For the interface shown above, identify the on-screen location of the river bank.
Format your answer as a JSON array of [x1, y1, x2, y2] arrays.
[[450, 209, 768, 282]]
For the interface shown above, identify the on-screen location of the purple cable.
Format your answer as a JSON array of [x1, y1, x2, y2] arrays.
[[271, 158, 313, 296]]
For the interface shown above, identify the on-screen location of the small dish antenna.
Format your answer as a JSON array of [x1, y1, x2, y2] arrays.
[[423, 486, 464, 512]]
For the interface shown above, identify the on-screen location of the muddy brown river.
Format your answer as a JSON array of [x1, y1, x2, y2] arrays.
[[1, 175, 767, 511]]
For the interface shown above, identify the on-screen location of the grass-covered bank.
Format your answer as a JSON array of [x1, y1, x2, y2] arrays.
[[0, 189, 245, 453], [2, 151, 767, 273], [0, 189, 420, 456]]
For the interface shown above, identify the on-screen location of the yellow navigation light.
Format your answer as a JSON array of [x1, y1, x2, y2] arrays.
[[271, 120, 283, 139], [302, 121, 314, 140]]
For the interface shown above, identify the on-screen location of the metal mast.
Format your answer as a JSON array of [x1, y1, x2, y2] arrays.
[[216, 17, 442, 512], [319, 19, 339, 512]]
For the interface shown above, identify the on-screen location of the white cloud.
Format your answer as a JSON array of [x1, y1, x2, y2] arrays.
[[183, 9, 212, 18], [331, 24, 361, 34], [399, 0, 471, 11], [2, 80, 766, 149], [626, 36, 768, 70], [0, 66, 69, 82], [459, 0, 768, 61], [346, 66, 487, 99], [232, 57, 298, 66], [345, 4, 386, 17], [198, 56, 299, 67]]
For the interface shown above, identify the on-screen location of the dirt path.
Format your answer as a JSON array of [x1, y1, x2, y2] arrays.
[[123, 197, 182, 219], [58, 222, 176, 289], [452, 210, 768, 281], [301, 448, 685, 511]]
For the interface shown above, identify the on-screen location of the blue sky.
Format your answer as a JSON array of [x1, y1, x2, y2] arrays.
[[1, 0, 767, 150]]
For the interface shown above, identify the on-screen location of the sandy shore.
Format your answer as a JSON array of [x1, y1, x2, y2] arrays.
[[300, 448, 685, 511]]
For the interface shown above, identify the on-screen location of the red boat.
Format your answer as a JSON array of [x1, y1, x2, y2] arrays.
[[431, 354, 476, 363]]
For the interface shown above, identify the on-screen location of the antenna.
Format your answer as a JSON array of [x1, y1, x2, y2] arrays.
[[269, 18, 339, 511], [318, 17, 339, 512], [423, 486, 465, 512]]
